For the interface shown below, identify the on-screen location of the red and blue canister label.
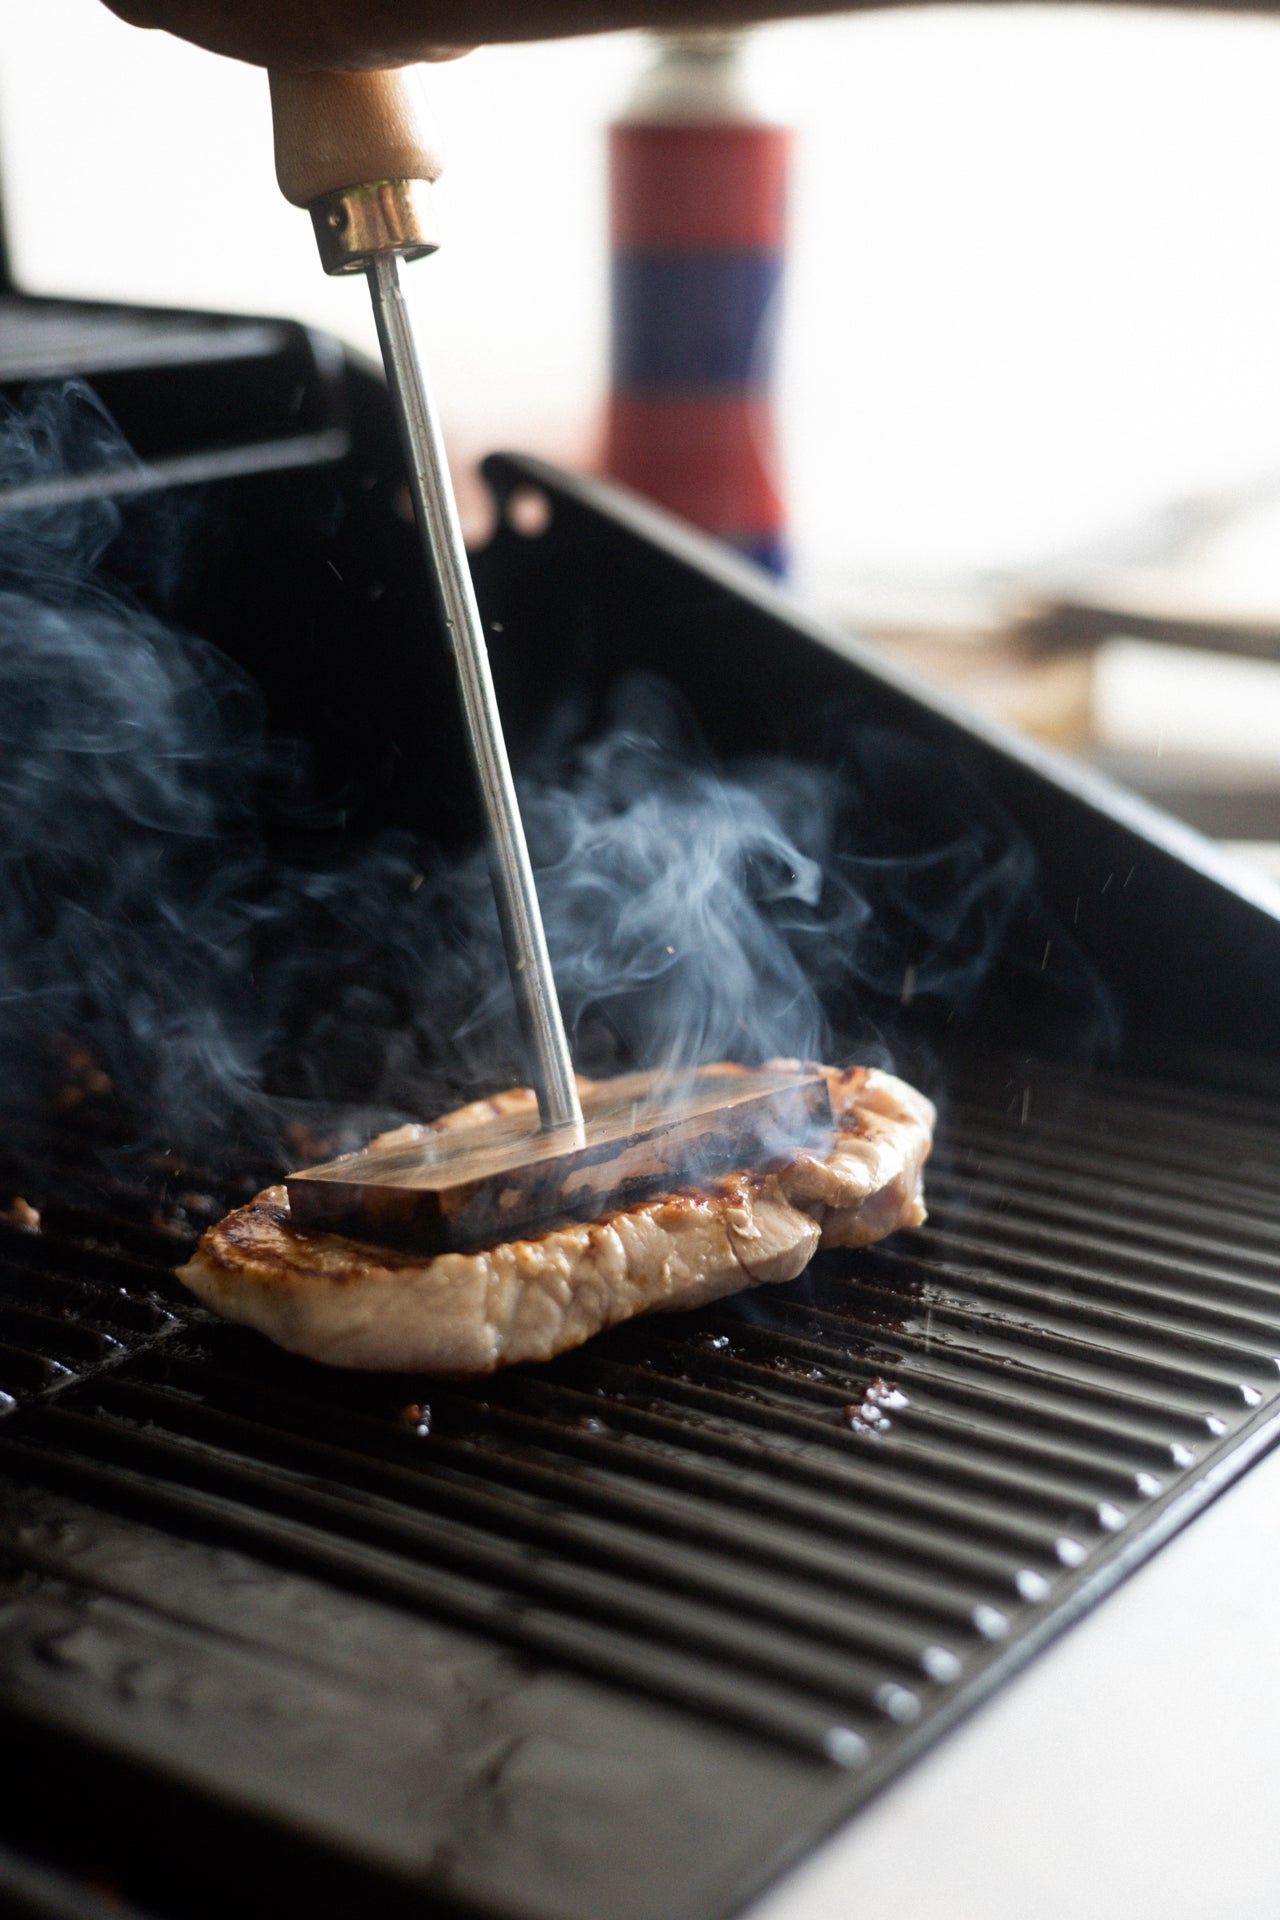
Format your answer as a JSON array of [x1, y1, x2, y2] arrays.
[[607, 121, 792, 575]]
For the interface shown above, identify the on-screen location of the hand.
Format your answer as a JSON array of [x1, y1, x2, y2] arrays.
[[103, 0, 1274, 72], [102, 0, 834, 70]]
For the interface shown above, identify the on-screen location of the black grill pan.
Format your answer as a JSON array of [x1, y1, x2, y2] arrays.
[[0, 1057, 1277, 1920]]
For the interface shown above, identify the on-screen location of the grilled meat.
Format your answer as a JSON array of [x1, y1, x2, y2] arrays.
[[178, 1063, 934, 1374]]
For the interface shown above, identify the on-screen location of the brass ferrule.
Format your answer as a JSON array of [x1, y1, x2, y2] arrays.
[[310, 179, 439, 276]]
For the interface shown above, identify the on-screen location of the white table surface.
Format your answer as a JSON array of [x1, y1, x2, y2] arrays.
[[747, 1434, 1280, 1920]]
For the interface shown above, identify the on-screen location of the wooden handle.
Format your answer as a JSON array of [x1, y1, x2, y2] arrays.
[[270, 68, 445, 210]]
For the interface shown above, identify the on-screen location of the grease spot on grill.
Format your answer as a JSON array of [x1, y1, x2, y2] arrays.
[[842, 1401, 891, 1435], [842, 1377, 907, 1435]]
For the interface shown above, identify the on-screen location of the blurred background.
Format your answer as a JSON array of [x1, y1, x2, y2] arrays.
[[6, 0, 1280, 856]]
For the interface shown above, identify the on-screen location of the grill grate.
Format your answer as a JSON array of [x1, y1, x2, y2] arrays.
[[0, 1060, 1277, 1920]]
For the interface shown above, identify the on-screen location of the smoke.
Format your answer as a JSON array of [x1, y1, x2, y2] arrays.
[[0, 383, 424, 1158], [497, 681, 1048, 1080], [0, 384, 1098, 1173]]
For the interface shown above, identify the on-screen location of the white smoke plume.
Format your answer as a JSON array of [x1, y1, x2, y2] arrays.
[[0, 384, 1103, 1174]]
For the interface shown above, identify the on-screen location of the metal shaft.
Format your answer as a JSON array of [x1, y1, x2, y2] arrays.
[[367, 251, 583, 1134]]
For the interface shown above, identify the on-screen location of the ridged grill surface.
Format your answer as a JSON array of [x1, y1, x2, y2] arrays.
[[0, 1061, 1277, 1920]]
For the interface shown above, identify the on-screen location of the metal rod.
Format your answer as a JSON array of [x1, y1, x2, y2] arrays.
[[367, 251, 583, 1133]]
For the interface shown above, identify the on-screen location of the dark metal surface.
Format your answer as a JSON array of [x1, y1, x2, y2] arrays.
[[0, 1059, 1277, 1919], [473, 454, 1280, 1064]]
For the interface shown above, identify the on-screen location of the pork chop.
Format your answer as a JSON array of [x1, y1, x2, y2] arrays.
[[177, 1062, 935, 1375]]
